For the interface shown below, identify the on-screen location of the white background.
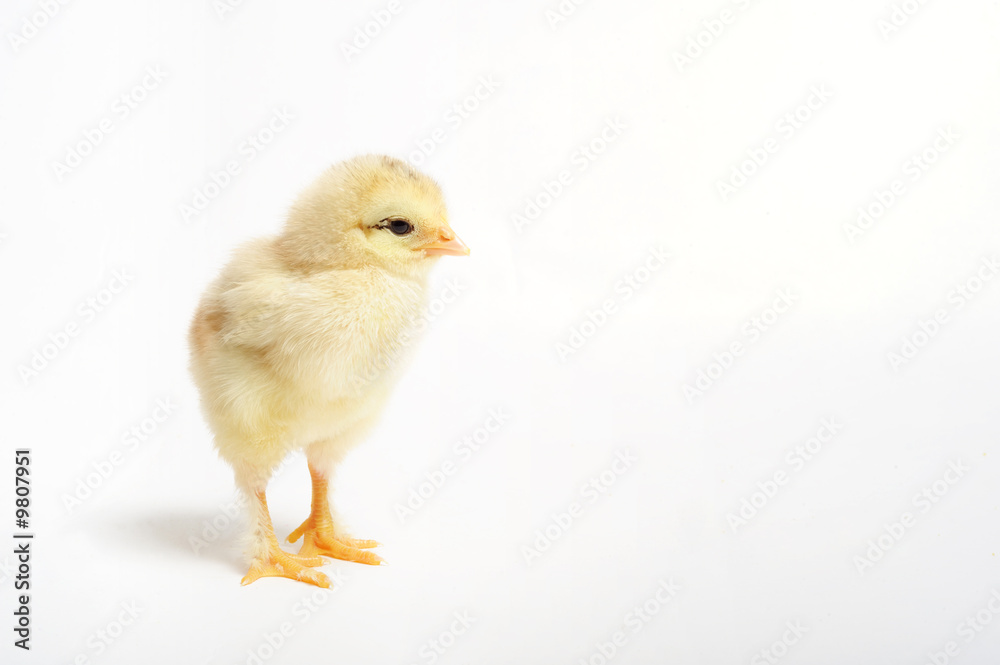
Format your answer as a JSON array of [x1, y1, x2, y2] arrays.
[[2, 0, 1000, 663]]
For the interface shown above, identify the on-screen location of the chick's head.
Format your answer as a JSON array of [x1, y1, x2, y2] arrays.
[[278, 155, 468, 275]]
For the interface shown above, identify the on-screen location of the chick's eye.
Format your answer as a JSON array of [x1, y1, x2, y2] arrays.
[[388, 219, 412, 235]]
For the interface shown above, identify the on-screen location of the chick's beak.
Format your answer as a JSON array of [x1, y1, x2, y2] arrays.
[[418, 230, 470, 257]]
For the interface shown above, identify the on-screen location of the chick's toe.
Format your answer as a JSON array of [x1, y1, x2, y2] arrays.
[[241, 550, 330, 588], [295, 531, 385, 567]]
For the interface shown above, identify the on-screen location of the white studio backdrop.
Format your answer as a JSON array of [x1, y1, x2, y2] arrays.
[[2, 0, 1000, 663]]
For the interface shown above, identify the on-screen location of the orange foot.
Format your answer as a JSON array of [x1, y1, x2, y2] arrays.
[[241, 541, 329, 588], [288, 517, 384, 566], [240, 489, 331, 588]]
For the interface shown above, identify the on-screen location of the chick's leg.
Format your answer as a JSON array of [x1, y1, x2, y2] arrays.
[[287, 463, 384, 565], [241, 488, 330, 587]]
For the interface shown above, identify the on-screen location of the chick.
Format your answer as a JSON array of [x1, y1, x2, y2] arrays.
[[188, 155, 469, 587]]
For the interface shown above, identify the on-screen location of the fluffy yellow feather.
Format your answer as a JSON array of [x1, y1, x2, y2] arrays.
[[189, 155, 468, 587]]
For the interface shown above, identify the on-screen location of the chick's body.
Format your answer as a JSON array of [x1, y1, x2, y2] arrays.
[[192, 241, 423, 471], [189, 155, 468, 587]]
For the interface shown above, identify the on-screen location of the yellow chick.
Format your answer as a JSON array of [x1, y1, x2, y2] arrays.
[[188, 155, 469, 587]]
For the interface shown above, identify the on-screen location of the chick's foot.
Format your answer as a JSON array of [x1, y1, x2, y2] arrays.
[[288, 462, 385, 565], [288, 517, 384, 566], [241, 544, 329, 588]]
